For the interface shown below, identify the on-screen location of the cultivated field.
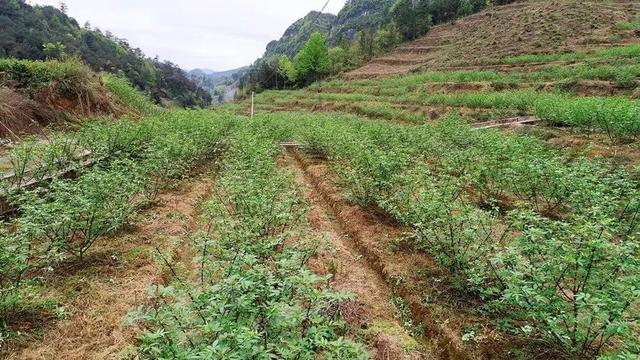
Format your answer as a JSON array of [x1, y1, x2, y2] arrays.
[[1, 0, 640, 359]]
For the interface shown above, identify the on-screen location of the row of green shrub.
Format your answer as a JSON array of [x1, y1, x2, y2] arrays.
[[465, 43, 640, 66], [262, 111, 640, 358], [0, 110, 235, 332], [260, 89, 640, 138], [315, 62, 640, 91], [130, 122, 365, 358]]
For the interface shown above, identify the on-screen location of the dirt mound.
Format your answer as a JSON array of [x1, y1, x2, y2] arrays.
[[0, 59, 119, 140], [345, 0, 639, 79], [0, 88, 49, 139]]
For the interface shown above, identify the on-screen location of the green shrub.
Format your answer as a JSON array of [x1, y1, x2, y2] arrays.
[[4, 134, 85, 191], [0, 57, 103, 105], [0, 57, 89, 89], [615, 21, 640, 31], [535, 96, 640, 139], [103, 74, 159, 115], [496, 210, 640, 357], [15, 161, 145, 261], [0, 225, 32, 327], [490, 79, 519, 91], [263, 111, 640, 356], [383, 167, 504, 286]]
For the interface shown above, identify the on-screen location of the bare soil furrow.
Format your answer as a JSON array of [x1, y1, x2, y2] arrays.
[[286, 148, 478, 360], [281, 151, 430, 359]]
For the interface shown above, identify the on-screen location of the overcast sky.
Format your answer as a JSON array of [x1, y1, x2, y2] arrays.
[[31, 0, 346, 71]]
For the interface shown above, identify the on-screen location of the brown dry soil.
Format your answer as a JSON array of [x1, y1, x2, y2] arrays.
[[284, 148, 570, 360], [2, 168, 216, 360], [281, 151, 428, 359], [256, 99, 521, 126]]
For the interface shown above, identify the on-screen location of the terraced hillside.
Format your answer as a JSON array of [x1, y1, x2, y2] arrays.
[[346, 0, 640, 78], [248, 0, 640, 148], [251, 42, 640, 145]]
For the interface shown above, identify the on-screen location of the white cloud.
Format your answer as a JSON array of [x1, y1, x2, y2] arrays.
[[30, 0, 347, 70]]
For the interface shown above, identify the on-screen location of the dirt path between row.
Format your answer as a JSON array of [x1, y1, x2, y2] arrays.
[[281, 151, 428, 359], [7, 168, 216, 360], [283, 149, 482, 359]]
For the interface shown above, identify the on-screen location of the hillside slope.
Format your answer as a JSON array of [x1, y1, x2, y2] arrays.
[[265, 11, 337, 58], [0, 58, 119, 139], [347, 0, 640, 78], [0, 0, 210, 107], [264, 0, 395, 58], [328, 0, 395, 43]]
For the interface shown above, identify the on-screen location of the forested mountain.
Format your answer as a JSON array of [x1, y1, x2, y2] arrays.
[[0, 0, 211, 107], [264, 11, 337, 58], [329, 0, 396, 44], [264, 0, 394, 58], [240, 0, 505, 95], [189, 67, 248, 83]]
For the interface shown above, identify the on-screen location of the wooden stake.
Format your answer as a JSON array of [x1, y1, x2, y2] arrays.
[[251, 91, 255, 120]]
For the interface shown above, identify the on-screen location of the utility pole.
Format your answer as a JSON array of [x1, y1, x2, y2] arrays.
[[251, 91, 255, 120]]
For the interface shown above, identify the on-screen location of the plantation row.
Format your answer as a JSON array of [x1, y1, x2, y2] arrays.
[[257, 89, 640, 138], [1, 109, 234, 328], [316, 62, 640, 92], [257, 112, 640, 358], [130, 123, 366, 358], [446, 43, 640, 67]]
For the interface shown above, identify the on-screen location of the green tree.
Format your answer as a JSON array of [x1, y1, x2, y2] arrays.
[[294, 32, 330, 85], [373, 25, 402, 55], [390, 0, 432, 40], [357, 30, 375, 60], [328, 47, 348, 75], [42, 42, 66, 59], [458, 0, 473, 18], [278, 55, 298, 84], [213, 85, 226, 104]]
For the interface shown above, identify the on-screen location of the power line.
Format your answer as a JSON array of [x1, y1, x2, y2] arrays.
[[242, 0, 332, 96], [311, 0, 331, 26]]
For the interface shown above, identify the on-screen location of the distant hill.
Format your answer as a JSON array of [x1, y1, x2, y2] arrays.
[[0, 0, 210, 107], [346, 0, 640, 79], [189, 67, 248, 82]]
